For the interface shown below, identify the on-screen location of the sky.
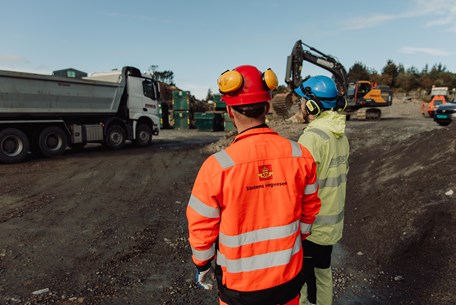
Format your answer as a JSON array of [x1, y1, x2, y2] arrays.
[[1, 0, 456, 100]]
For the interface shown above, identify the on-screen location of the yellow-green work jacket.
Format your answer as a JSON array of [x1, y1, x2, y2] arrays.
[[298, 110, 350, 246]]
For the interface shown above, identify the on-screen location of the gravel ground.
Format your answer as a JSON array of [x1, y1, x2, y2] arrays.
[[0, 96, 455, 305]]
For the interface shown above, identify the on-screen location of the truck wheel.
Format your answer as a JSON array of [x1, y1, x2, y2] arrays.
[[38, 126, 68, 158], [134, 124, 152, 147], [105, 125, 126, 150], [0, 128, 30, 164]]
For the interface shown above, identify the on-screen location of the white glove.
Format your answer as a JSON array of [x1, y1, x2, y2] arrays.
[[195, 266, 215, 290]]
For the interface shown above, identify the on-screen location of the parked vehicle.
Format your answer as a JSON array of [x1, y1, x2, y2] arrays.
[[434, 99, 456, 126], [420, 86, 449, 118], [0, 66, 160, 164]]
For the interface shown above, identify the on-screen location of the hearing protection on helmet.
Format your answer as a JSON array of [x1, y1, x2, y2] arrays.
[[301, 85, 347, 115], [305, 99, 322, 116], [217, 68, 278, 94], [300, 85, 323, 116]]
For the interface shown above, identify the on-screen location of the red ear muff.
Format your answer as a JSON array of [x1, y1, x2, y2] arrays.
[[217, 70, 244, 94], [262, 68, 278, 91]]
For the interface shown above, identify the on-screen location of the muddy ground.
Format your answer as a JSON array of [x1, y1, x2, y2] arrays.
[[0, 98, 455, 305]]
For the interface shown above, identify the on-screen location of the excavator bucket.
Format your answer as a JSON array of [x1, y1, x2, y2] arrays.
[[270, 92, 295, 118]]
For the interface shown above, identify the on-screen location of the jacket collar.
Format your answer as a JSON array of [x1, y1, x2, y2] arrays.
[[233, 125, 277, 143]]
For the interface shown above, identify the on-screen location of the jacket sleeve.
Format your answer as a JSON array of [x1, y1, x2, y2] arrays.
[[299, 144, 321, 240], [186, 157, 221, 267]]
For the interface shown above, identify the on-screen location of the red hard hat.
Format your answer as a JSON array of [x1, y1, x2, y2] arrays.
[[217, 65, 278, 106]]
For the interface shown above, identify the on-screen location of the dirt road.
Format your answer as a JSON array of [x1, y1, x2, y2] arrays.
[[1, 99, 455, 305]]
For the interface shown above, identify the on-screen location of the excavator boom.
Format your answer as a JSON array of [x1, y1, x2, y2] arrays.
[[285, 40, 348, 95]]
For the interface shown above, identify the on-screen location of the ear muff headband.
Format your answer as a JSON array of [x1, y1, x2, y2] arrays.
[[262, 68, 278, 91], [217, 68, 278, 94], [217, 70, 243, 94]]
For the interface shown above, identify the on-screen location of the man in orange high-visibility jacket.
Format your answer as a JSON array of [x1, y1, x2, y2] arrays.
[[186, 65, 321, 305]]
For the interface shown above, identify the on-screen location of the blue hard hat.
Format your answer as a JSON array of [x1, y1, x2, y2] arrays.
[[294, 75, 338, 109]]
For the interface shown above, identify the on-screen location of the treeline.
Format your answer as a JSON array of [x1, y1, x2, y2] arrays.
[[347, 60, 456, 93]]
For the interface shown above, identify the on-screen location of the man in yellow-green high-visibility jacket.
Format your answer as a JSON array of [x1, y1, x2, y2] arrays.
[[295, 75, 350, 305]]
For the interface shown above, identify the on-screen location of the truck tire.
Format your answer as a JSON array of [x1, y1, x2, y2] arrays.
[[0, 128, 30, 164], [133, 124, 152, 147], [38, 126, 68, 158], [104, 125, 126, 150]]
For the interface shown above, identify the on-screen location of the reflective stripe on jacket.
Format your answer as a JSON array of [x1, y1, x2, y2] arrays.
[[187, 127, 321, 292], [298, 110, 350, 246]]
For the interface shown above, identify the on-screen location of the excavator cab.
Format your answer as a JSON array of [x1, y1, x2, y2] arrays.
[[347, 82, 372, 106], [356, 82, 372, 99]]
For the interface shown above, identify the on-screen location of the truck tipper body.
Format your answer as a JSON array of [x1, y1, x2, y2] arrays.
[[0, 66, 160, 163]]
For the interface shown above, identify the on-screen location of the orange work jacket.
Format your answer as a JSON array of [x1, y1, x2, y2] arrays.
[[187, 127, 321, 292]]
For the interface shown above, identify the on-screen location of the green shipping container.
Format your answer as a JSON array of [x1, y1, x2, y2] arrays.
[[213, 94, 226, 111], [195, 112, 224, 131], [224, 112, 236, 132], [173, 110, 191, 129], [172, 90, 190, 110]]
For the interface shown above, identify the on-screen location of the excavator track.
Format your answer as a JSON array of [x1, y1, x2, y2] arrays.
[[356, 108, 381, 120]]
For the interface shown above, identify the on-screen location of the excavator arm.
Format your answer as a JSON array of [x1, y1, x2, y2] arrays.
[[282, 40, 391, 120], [285, 40, 348, 95]]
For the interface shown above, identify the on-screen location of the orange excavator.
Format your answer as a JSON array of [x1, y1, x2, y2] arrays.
[[282, 40, 393, 120]]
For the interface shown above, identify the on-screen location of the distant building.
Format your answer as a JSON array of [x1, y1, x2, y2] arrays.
[[52, 68, 87, 79]]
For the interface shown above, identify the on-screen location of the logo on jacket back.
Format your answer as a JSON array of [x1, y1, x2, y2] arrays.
[[258, 165, 273, 181]]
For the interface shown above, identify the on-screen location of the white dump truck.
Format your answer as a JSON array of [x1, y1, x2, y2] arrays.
[[0, 66, 160, 163]]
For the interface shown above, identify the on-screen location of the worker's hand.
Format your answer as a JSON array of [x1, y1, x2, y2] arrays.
[[195, 265, 215, 290]]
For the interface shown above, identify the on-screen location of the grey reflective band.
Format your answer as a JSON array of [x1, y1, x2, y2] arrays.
[[191, 244, 215, 261], [307, 128, 330, 140], [216, 234, 301, 273], [188, 194, 220, 218], [330, 154, 349, 168], [213, 150, 235, 169], [318, 174, 347, 188], [314, 209, 344, 225], [304, 182, 318, 195], [219, 220, 299, 248], [300, 222, 312, 234], [289, 140, 302, 157]]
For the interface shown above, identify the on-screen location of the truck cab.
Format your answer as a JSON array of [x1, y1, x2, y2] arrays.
[[124, 73, 161, 136]]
